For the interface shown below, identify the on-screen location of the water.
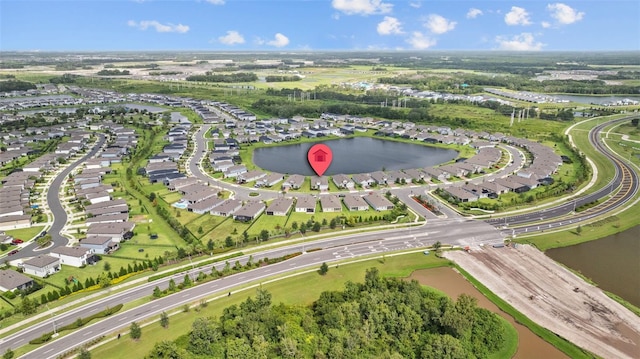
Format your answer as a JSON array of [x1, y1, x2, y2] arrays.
[[553, 94, 640, 105], [409, 267, 568, 358], [546, 225, 640, 307], [253, 137, 458, 176]]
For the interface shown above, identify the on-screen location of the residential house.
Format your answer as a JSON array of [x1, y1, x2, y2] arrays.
[[22, 255, 61, 278], [50, 246, 94, 267], [343, 194, 370, 211], [310, 176, 329, 191], [0, 269, 33, 292], [282, 174, 305, 190], [265, 198, 293, 216], [351, 173, 374, 188], [80, 236, 119, 254], [210, 199, 242, 217], [233, 201, 266, 222], [295, 197, 316, 213], [320, 195, 342, 212], [363, 193, 395, 211]]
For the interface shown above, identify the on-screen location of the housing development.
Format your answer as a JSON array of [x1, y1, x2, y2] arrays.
[[0, 48, 639, 359]]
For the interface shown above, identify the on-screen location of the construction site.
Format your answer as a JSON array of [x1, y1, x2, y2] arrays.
[[445, 244, 640, 359]]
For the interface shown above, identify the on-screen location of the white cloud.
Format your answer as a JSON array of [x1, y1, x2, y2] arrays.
[[406, 31, 436, 49], [496, 33, 544, 51], [218, 30, 245, 45], [267, 33, 290, 47], [424, 14, 456, 34], [331, 0, 392, 16], [205, 0, 225, 4], [377, 16, 403, 35], [541, 21, 551, 28], [409, 1, 421, 8], [504, 6, 532, 26], [127, 20, 189, 33], [466, 8, 483, 19], [547, 3, 584, 25]]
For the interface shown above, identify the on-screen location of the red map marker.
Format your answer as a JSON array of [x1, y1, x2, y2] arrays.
[[308, 143, 332, 176]]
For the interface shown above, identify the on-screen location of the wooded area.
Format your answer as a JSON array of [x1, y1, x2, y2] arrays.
[[147, 268, 509, 359]]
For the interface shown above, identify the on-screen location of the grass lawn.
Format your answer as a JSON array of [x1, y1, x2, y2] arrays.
[[244, 213, 288, 236], [5, 225, 45, 242], [185, 214, 226, 239]]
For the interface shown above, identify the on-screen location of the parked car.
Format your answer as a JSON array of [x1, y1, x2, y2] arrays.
[[11, 238, 23, 244]]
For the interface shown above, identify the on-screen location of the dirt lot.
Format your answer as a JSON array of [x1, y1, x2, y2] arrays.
[[444, 245, 640, 359]]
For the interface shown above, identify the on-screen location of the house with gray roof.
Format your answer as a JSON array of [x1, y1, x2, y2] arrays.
[[233, 201, 266, 222], [80, 235, 119, 254], [320, 195, 342, 212], [210, 199, 242, 217], [343, 194, 370, 211], [22, 255, 61, 278], [266, 198, 293, 216], [295, 197, 316, 213], [282, 174, 305, 190], [0, 269, 33, 292], [332, 174, 354, 190], [310, 176, 329, 191], [363, 193, 394, 211], [50, 246, 94, 268]]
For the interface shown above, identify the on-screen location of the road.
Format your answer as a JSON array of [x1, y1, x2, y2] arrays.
[[8, 134, 107, 260], [10, 218, 501, 358]]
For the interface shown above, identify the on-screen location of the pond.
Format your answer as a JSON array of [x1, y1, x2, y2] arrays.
[[253, 137, 458, 176], [553, 94, 640, 105], [546, 225, 640, 308]]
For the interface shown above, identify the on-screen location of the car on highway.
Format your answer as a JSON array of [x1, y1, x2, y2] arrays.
[[8, 249, 19, 255]]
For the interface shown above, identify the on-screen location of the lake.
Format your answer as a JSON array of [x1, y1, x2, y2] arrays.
[[253, 137, 458, 176], [546, 225, 640, 307]]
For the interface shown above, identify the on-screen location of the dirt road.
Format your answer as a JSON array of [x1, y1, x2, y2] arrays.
[[444, 244, 640, 359]]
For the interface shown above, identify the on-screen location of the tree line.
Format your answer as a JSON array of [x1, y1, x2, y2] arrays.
[[186, 72, 258, 83]]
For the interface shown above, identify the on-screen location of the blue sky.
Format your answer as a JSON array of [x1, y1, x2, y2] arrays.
[[1, 0, 639, 51]]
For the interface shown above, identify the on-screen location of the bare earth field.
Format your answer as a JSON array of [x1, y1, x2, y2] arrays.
[[444, 245, 640, 359]]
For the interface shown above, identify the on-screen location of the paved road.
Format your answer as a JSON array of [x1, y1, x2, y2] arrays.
[[9, 218, 501, 358], [8, 134, 107, 261]]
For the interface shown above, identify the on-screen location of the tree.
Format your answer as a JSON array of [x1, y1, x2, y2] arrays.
[[160, 311, 169, 328], [153, 286, 162, 298], [148, 341, 183, 359], [103, 261, 111, 272], [183, 274, 192, 287], [225, 236, 234, 247], [318, 262, 329, 275], [312, 222, 321, 232], [77, 347, 91, 359], [168, 279, 177, 292], [18, 296, 37, 315], [130, 321, 141, 340], [3, 348, 14, 359], [259, 230, 269, 241], [36, 234, 51, 248], [576, 225, 582, 235], [207, 239, 214, 251]]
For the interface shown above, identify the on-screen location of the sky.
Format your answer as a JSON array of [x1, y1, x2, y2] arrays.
[[0, 0, 639, 51]]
